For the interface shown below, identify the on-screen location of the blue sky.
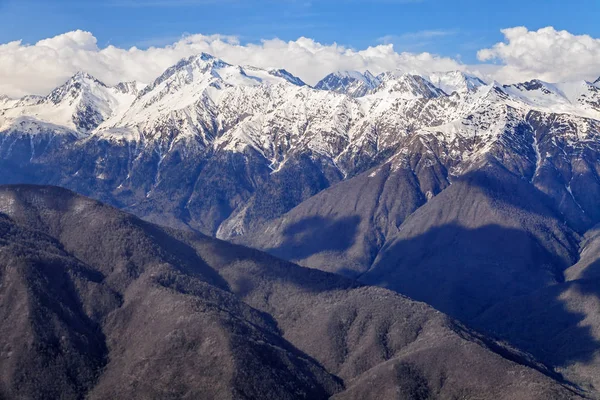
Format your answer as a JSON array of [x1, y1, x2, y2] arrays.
[[1, 0, 599, 97], [1, 0, 599, 64]]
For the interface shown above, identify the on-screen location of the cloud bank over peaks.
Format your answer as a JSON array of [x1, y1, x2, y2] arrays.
[[0, 30, 464, 97], [478, 26, 600, 84], [0, 27, 599, 98]]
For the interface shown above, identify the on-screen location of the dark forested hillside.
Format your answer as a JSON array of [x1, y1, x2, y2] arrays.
[[0, 185, 583, 399]]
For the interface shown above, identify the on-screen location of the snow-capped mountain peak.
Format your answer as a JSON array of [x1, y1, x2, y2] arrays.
[[0, 95, 17, 110], [314, 70, 381, 97], [96, 53, 338, 143], [113, 81, 145, 96], [137, 53, 228, 98], [363, 70, 378, 83], [503, 79, 600, 118], [371, 71, 445, 99], [46, 71, 107, 105], [136, 54, 307, 105], [428, 71, 487, 95], [266, 68, 306, 86], [0, 72, 140, 135], [506, 79, 559, 94]]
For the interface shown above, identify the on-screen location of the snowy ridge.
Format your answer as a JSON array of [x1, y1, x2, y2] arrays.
[[1, 52, 599, 180], [96, 53, 317, 146], [370, 71, 446, 99], [504, 79, 600, 118], [113, 81, 146, 96], [0, 72, 140, 136], [265, 68, 307, 86], [0, 96, 17, 111]]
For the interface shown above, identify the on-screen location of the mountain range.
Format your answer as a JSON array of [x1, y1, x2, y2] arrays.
[[2, 52, 600, 398]]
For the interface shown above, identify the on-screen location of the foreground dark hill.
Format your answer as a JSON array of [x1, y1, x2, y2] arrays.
[[0, 185, 582, 399]]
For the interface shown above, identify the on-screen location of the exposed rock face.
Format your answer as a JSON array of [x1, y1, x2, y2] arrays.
[[2, 55, 599, 240], [314, 70, 380, 98]]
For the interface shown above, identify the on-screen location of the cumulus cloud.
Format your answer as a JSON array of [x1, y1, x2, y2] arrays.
[[478, 26, 600, 84], [0, 30, 463, 97], [1, 27, 599, 98]]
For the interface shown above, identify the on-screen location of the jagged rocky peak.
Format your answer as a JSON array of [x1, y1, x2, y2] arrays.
[[503, 79, 569, 106], [502, 78, 600, 116], [371, 71, 446, 99], [506, 79, 559, 94], [428, 71, 487, 94], [503, 78, 594, 101], [315, 70, 381, 97], [178, 52, 231, 73], [138, 53, 229, 97], [14, 95, 45, 107], [113, 81, 144, 96], [266, 68, 306, 86], [315, 69, 488, 98], [239, 65, 307, 87], [46, 71, 108, 105], [137, 53, 307, 102], [0, 70, 141, 136], [594, 76, 600, 85], [171, 52, 225, 70], [0, 94, 15, 109], [363, 70, 378, 83]]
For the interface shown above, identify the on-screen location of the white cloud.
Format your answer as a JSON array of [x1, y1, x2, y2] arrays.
[[478, 26, 600, 84], [1, 27, 599, 98], [0, 30, 463, 97]]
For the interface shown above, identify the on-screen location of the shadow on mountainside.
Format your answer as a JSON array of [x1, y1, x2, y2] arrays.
[[471, 260, 600, 392], [361, 221, 600, 387], [363, 223, 570, 319], [265, 215, 361, 262], [455, 165, 574, 221], [202, 216, 599, 394]]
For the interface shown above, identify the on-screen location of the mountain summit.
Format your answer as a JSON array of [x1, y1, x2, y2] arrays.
[[428, 71, 487, 94], [0, 71, 139, 135], [315, 70, 380, 97], [370, 71, 446, 99]]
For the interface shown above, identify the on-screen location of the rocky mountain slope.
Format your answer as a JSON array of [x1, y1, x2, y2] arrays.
[[1, 54, 598, 240], [0, 185, 583, 399], [2, 54, 600, 396], [233, 80, 600, 394]]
